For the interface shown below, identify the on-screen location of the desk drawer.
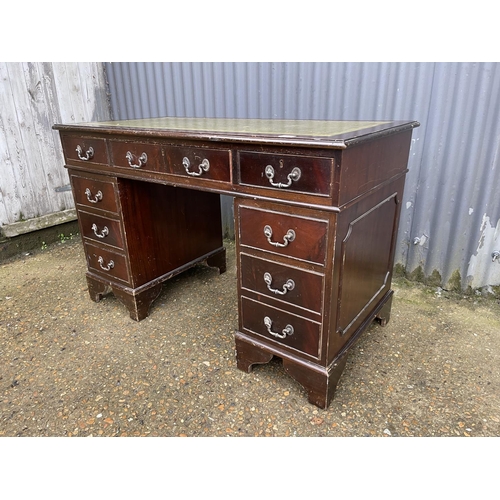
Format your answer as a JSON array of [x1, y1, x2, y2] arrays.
[[238, 151, 332, 196], [240, 253, 323, 313], [61, 136, 108, 165], [109, 141, 164, 172], [84, 242, 129, 284], [70, 173, 119, 214], [79, 211, 124, 249], [241, 297, 321, 358], [238, 205, 328, 266], [166, 147, 231, 182]]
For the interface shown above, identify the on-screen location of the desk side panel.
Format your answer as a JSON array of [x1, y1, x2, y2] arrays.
[[327, 176, 406, 363], [338, 130, 412, 208]]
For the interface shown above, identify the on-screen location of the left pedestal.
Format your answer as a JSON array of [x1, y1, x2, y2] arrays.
[[69, 169, 226, 321]]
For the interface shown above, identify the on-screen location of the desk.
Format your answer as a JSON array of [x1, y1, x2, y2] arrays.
[[53, 117, 419, 409]]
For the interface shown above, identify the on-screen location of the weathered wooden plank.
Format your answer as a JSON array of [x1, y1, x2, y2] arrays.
[[0, 63, 37, 224], [0, 62, 111, 234], [53, 62, 93, 123], [2, 209, 77, 237], [6, 63, 54, 217], [0, 71, 16, 226], [25, 63, 74, 211]]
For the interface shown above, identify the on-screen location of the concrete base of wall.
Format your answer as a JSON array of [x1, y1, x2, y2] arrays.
[[0, 220, 80, 263]]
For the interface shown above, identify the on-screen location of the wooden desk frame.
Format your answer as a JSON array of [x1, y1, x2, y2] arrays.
[[54, 117, 419, 409]]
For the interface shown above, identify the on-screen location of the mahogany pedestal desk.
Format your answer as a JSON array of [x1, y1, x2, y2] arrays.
[[53, 117, 419, 409]]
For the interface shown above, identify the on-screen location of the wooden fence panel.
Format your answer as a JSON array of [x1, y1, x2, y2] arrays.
[[0, 62, 111, 237]]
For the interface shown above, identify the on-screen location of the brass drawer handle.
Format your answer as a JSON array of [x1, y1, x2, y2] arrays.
[[264, 316, 294, 339], [263, 225, 295, 248], [97, 256, 114, 271], [126, 151, 148, 168], [85, 188, 103, 204], [264, 163, 301, 189], [91, 223, 109, 239], [76, 145, 94, 161], [263, 272, 295, 295], [182, 157, 210, 177]]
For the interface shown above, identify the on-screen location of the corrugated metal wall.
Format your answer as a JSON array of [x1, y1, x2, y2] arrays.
[[105, 62, 500, 292], [0, 62, 111, 236]]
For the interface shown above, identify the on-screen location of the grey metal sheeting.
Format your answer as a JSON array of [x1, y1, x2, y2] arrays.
[[105, 62, 500, 291]]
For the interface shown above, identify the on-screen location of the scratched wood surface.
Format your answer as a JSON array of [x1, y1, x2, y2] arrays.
[[0, 62, 111, 234]]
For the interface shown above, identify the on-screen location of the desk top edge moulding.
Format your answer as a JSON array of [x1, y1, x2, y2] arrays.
[[54, 117, 420, 148], [53, 117, 420, 409]]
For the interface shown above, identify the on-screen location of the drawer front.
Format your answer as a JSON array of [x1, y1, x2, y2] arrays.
[[78, 211, 124, 249], [109, 141, 164, 172], [241, 297, 321, 358], [61, 136, 108, 165], [84, 243, 129, 284], [238, 151, 332, 196], [70, 173, 118, 213], [166, 147, 231, 182], [240, 253, 323, 313], [238, 206, 328, 265]]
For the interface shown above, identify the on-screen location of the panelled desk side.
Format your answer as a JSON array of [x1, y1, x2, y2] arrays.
[[53, 118, 419, 409]]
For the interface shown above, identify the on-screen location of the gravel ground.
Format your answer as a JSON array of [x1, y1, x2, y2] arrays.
[[1, 236, 500, 438]]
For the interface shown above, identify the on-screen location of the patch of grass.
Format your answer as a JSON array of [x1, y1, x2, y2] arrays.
[[59, 233, 74, 243], [447, 270, 462, 293], [408, 265, 425, 282], [393, 263, 406, 278], [425, 269, 442, 287]]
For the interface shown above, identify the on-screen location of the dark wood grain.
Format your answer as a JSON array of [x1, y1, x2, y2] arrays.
[[109, 140, 165, 172], [117, 180, 224, 287], [55, 118, 418, 409], [70, 171, 118, 213], [327, 177, 405, 363], [238, 202, 329, 265], [84, 242, 129, 284], [165, 146, 231, 181], [240, 297, 321, 358], [78, 210, 124, 249], [237, 151, 333, 196], [283, 352, 348, 409], [54, 117, 419, 149], [240, 253, 324, 314], [336, 192, 399, 336], [112, 284, 163, 321], [338, 130, 412, 207], [61, 135, 109, 165]]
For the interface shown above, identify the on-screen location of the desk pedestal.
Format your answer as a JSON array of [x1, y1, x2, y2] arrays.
[[69, 171, 226, 320]]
